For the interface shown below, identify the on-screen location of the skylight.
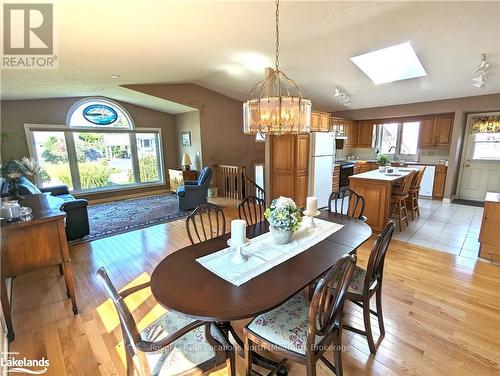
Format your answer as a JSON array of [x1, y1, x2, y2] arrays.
[[350, 42, 427, 85]]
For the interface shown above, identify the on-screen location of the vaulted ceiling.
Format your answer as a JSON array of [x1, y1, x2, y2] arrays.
[[2, 0, 499, 112]]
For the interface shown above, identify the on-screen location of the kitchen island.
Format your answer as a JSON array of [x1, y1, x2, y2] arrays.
[[349, 169, 416, 231]]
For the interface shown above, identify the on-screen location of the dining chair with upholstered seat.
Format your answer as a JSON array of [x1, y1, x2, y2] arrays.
[[390, 171, 416, 231], [238, 195, 266, 225], [244, 253, 357, 376], [342, 220, 396, 354], [328, 187, 367, 222], [96, 267, 235, 376], [406, 167, 426, 220], [186, 203, 226, 245]]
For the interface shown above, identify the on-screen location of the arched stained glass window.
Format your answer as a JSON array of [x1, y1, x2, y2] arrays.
[[67, 98, 134, 128]]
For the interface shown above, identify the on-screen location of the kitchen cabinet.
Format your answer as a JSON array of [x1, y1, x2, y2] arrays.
[[344, 120, 358, 147], [358, 161, 378, 173], [357, 120, 375, 148], [432, 164, 447, 198], [311, 111, 331, 132], [418, 114, 454, 148], [436, 114, 454, 146], [479, 192, 500, 261], [270, 134, 309, 208]]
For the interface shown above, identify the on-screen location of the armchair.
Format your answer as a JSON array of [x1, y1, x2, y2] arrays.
[[176, 167, 213, 211]]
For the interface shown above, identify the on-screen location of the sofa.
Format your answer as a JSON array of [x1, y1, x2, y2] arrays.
[[1, 177, 90, 241], [176, 167, 213, 211]]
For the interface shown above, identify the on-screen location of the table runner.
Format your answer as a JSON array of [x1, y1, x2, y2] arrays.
[[196, 218, 344, 286]]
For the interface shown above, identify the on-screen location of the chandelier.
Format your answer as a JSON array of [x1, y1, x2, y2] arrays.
[[243, 0, 311, 136]]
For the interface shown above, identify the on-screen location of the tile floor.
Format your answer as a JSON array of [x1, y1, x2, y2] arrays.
[[392, 198, 488, 261]]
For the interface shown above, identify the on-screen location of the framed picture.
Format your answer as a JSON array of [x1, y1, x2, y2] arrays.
[[181, 131, 191, 146]]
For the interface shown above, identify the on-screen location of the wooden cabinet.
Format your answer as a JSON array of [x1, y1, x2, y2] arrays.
[[168, 169, 198, 193], [479, 192, 500, 261], [432, 164, 447, 198], [270, 134, 309, 208], [419, 116, 437, 148], [332, 165, 340, 192], [436, 114, 453, 147], [344, 120, 358, 147], [1, 194, 78, 341], [357, 161, 378, 173], [418, 114, 454, 148], [357, 120, 375, 148], [311, 111, 331, 132]]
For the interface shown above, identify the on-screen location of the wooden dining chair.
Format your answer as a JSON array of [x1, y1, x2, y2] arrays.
[[328, 187, 367, 222], [407, 167, 426, 220], [244, 253, 357, 376], [96, 267, 235, 376], [390, 171, 415, 231], [238, 195, 266, 225], [342, 220, 396, 354], [185, 203, 226, 245]]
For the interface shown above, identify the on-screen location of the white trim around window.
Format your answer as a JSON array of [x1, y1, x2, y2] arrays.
[[24, 123, 166, 194]]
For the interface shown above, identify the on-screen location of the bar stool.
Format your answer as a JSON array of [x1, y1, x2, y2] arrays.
[[407, 167, 426, 220], [390, 171, 416, 231]]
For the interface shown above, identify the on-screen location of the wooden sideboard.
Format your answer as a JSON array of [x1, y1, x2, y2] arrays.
[[479, 192, 500, 261], [168, 169, 198, 193], [1, 194, 78, 341]]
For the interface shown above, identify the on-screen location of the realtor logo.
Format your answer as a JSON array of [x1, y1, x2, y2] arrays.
[[2, 3, 58, 69]]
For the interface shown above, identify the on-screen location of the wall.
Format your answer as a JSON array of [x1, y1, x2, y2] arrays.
[[335, 93, 500, 199], [124, 83, 265, 179], [0, 97, 178, 200], [174, 110, 202, 171]]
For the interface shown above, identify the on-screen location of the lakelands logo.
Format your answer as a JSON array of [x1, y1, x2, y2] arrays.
[[1, 353, 49, 374], [2, 2, 58, 69]]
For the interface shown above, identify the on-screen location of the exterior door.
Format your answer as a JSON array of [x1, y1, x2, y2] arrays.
[[459, 113, 500, 201]]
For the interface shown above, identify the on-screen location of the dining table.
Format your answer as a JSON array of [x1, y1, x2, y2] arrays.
[[151, 210, 372, 374]]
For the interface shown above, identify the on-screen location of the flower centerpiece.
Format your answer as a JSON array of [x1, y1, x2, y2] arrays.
[[376, 154, 390, 172], [264, 196, 302, 244]]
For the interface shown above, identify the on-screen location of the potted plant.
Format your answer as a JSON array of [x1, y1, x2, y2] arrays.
[[377, 154, 390, 172], [264, 196, 302, 244]]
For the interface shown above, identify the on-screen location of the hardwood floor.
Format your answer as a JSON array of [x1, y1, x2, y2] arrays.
[[7, 205, 500, 376]]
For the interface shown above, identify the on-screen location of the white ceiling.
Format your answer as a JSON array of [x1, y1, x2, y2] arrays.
[[2, 0, 500, 112]]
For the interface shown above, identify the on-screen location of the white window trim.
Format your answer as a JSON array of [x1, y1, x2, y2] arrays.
[[375, 121, 419, 160], [24, 123, 165, 193]]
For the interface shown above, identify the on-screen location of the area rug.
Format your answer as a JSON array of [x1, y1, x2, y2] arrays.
[[72, 193, 188, 243]]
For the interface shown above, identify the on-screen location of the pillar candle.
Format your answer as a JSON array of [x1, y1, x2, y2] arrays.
[[230, 219, 246, 246], [306, 197, 318, 214]]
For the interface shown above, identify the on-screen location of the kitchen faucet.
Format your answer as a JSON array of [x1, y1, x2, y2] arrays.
[[388, 146, 399, 161]]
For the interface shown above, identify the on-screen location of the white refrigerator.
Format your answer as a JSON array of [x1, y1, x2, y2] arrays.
[[308, 132, 335, 209]]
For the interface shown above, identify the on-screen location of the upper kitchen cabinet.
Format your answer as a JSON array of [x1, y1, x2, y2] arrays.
[[418, 114, 454, 148], [344, 120, 358, 147], [311, 111, 331, 132], [357, 120, 376, 148], [435, 114, 454, 147]]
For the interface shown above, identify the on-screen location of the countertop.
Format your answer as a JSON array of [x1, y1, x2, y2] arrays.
[[485, 192, 500, 203], [349, 168, 417, 182], [337, 159, 447, 166]]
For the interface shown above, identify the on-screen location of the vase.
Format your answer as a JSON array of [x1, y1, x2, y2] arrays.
[[270, 226, 294, 244], [378, 166, 386, 172]]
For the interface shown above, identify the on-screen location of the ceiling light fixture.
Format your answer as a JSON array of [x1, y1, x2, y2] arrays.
[[334, 87, 351, 106], [243, 0, 311, 136], [472, 53, 489, 88], [111, 74, 120, 79], [350, 42, 427, 85]]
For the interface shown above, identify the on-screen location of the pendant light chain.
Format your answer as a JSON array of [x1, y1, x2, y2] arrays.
[[275, 0, 280, 71]]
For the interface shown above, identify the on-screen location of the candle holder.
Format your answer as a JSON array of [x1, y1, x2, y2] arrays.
[[227, 238, 250, 264], [303, 210, 321, 229]]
